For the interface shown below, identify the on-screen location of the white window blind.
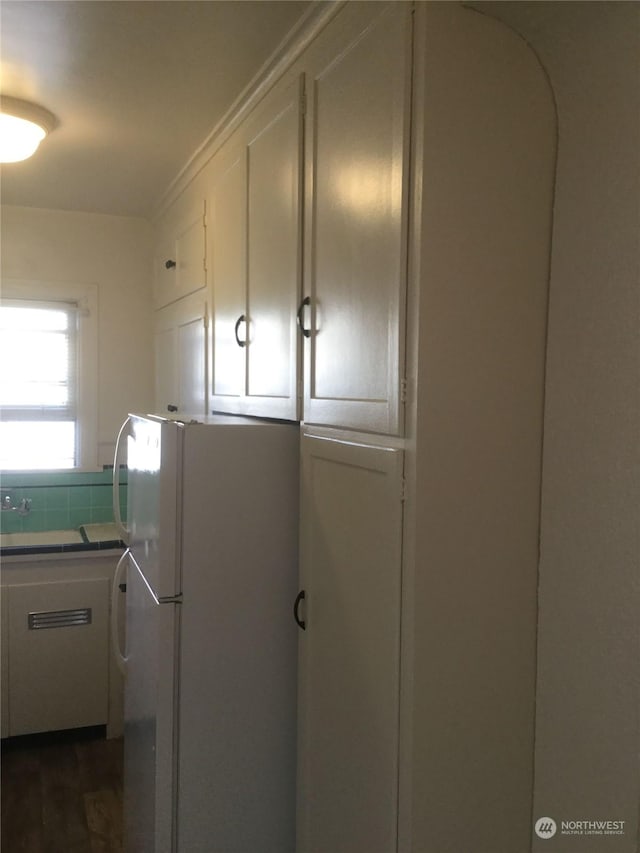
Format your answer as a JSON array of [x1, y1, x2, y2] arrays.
[[0, 299, 79, 469]]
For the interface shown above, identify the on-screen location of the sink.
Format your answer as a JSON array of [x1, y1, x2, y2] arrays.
[[0, 529, 84, 548]]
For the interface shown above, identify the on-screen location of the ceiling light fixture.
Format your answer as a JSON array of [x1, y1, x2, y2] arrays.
[[0, 96, 57, 163]]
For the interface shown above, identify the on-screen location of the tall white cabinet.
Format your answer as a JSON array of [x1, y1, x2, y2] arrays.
[[151, 3, 557, 851], [294, 5, 412, 851], [296, 3, 555, 853]]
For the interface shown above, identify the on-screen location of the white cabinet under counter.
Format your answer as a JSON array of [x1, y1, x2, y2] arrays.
[[8, 578, 109, 737], [1, 550, 125, 740]]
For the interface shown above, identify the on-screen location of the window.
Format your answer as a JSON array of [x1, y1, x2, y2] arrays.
[[0, 281, 97, 470]]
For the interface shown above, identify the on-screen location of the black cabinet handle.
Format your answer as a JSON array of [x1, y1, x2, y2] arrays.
[[165, 259, 176, 269], [294, 590, 306, 630], [167, 404, 178, 412], [118, 583, 127, 593], [234, 314, 247, 348], [297, 296, 311, 338]]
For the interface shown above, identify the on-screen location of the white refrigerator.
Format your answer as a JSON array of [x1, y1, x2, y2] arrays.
[[112, 414, 299, 853]]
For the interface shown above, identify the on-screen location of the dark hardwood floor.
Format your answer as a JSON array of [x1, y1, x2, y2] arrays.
[[1, 726, 123, 853]]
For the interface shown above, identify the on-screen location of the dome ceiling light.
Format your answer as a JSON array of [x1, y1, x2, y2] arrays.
[[0, 96, 57, 163]]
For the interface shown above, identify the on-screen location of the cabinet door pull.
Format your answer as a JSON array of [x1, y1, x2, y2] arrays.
[[297, 296, 312, 338], [165, 259, 176, 269], [294, 589, 306, 630], [234, 314, 247, 347], [167, 404, 178, 413]]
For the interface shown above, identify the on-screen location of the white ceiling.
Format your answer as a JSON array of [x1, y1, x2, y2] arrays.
[[0, 0, 313, 218]]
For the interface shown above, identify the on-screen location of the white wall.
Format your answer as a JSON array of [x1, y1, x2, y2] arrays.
[[0, 205, 154, 465], [472, 3, 640, 850]]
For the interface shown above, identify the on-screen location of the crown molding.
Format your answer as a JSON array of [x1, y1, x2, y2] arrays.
[[152, 1, 344, 221]]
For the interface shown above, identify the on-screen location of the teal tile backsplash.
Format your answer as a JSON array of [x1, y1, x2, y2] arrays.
[[0, 468, 127, 533]]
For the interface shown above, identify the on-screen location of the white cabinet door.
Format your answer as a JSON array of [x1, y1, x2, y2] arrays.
[[209, 76, 303, 420], [155, 325, 179, 416], [302, 2, 412, 435], [154, 290, 208, 417], [178, 309, 207, 417], [154, 201, 206, 309], [244, 77, 302, 419], [8, 579, 110, 736], [297, 432, 404, 853], [1, 588, 8, 738], [209, 147, 247, 403]]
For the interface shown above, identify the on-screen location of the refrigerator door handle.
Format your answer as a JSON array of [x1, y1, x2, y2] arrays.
[[111, 550, 129, 674], [113, 416, 131, 545]]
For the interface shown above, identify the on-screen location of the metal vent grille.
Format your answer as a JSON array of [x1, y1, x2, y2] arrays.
[[28, 608, 92, 630]]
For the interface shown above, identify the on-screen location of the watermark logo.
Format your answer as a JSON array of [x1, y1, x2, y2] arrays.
[[534, 816, 626, 839], [535, 817, 557, 839]]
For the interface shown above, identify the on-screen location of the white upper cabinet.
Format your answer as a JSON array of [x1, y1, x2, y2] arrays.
[[302, 2, 412, 435], [208, 148, 247, 402], [154, 200, 206, 309], [154, 290, 208, 417], [209, 76, 304, 420]]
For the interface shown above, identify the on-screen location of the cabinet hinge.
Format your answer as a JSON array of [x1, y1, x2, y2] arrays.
[[202, 211, 207, 228], [400, 378, 408, 404]]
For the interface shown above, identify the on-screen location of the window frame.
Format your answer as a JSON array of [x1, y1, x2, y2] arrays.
[[0, 279, 98, 471]]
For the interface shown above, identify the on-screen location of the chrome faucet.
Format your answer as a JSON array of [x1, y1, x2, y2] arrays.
[[1, 494, 32, 515], [17, 498, 32, 515]]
